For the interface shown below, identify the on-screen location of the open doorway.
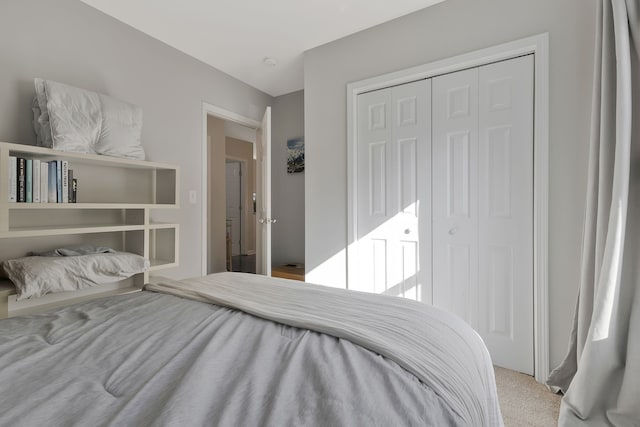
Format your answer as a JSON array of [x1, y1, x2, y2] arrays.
[[202, 102, 271, 277], [225, 136, 257, 273]]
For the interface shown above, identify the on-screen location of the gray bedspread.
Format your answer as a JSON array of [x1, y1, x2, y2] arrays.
[[0, 273, 500, 426]]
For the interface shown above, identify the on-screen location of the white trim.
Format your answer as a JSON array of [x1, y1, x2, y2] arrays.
[[346, 33, 549, 383], [201, 102, 260, 277]]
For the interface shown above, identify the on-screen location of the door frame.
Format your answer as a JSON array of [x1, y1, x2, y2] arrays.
[[346, 33, 549, 383], [201, 102, 261, 276]]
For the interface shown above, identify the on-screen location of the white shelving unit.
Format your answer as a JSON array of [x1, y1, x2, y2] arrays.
[[0, 142, 180, 318]]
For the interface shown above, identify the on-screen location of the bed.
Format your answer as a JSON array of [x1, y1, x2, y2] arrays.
[[0, 272, 503, 426]]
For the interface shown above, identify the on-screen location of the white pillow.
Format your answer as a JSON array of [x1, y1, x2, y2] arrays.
[[33, 79, 53, 148], [95, 93, 145, 160], [33, 78, 145, 160], [43, 79, 101, 154]]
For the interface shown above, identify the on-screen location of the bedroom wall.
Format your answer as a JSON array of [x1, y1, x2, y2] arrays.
[[271, 90, 305, 267], [304, 0, 597, 371], [0, 0, 272, 279]]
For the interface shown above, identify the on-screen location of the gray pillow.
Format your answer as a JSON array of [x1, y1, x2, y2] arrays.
[[0, 252, 149, 300], [31, 244, 116, 257]]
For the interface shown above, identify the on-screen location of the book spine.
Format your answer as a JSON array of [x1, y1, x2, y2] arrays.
[[71, 179, 77, 203], [33, 159, 41, 203], [67, 169, 73, 203], [48, 161, 57, 203], [8, 156, 16, 202], [56, 160, 62, 203], [41, 162, 49, 204], [26, 159, 32, 203], [61, 160, 69, 203], [17, 157, 26, 202]]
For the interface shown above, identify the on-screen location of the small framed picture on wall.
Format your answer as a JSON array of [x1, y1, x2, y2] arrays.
[[287, 137, 304, 173]]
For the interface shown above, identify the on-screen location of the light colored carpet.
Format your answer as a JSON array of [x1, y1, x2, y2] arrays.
[[495, 366, 561, 427]]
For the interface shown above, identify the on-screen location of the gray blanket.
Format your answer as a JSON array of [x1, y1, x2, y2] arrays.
[[0, 273, 501, 426], [147, 272, 502, 426]]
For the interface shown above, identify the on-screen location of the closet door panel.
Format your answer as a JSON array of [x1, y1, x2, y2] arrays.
[[356, 88, 393, 293], [354, 80, 430, 301], [432, 68, 479, 327], [390, 80, 431, 302], [478, 55, 534, 374]]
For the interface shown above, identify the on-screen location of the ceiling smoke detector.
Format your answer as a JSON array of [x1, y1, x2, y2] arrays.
[[263, 57, 278, 67]]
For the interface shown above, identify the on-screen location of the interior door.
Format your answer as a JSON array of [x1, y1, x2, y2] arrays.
[[353, 80, 431, 301], [256, 107, 272, 276], [225, 161, 242, 256]]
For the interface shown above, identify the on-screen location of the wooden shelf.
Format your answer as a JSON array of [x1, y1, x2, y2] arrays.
[[2, 142, 177, 171], [5, 203, 178, 209], [149, 222, 179, 230], [0, 142, 181, 318], [1, 224, 145, 238]]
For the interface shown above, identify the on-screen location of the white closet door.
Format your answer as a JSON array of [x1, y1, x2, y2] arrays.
[[354, 79, 431, 301], [478, 55, 534, 374], [432, 56, 534, 375], [432, 68, 480, 326]]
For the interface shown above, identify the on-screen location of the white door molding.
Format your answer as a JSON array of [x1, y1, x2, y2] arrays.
[[346, 33, 549, 383], [201, 102, 261, 277]]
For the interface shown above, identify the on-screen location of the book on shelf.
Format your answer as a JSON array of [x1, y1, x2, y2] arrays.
[[17, 157, 26, 202], [56, 160, 62, 203], [68, 170, 74, 203], [71, 179, 77, 203], [48, 161, 57, 203], [6, 156, 77, 204], [33, 159, 40, 203], [40, 162, 48, 203], [8, 156, 17, 202], [61, 160, 69, 204], [25, 159, 32, 203]]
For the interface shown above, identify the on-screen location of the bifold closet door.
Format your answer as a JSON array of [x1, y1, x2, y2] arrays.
[[432, 55, 534, 374], [354, 79, 431, 302]]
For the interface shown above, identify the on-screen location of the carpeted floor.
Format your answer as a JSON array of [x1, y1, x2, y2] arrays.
[[495, 366, 562, 426]]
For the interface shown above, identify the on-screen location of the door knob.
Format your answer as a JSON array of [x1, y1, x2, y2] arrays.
[[404, 229, 411, 235], [448, 227, 458, 235]]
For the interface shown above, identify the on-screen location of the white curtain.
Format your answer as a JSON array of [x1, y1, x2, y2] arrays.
[[546, 0, 640, 425]]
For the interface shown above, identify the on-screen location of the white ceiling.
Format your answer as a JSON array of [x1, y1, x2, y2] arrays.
[[80, 0, 445, 97]]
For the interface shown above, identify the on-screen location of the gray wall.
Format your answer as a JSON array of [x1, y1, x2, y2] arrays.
[[304, 0, 596, 371], [0, 0, 272, 279], [271, 91, 305, 267]]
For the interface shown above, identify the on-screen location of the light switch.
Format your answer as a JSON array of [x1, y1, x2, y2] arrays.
[[188, 190, 197, 204]]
